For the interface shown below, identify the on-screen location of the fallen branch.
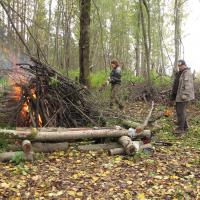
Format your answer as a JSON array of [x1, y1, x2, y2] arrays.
[[136, 101, 155, 132]]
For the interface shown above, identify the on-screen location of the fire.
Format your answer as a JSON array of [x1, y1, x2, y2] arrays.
[[22, 102, 29, 113], [13, 85, 22, 101], [30, 88, 37, 99], [38, 114, 42, 126], [12, 84, 43, 127]]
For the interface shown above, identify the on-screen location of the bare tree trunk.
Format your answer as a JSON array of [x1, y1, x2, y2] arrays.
[[139, 0, 151, 85], [174, 0, 181, 73], [79, 0, 91, 88], [157, 0, 165, 75], [53, 2, 61, 67], [135, 7, 141, 76], [46, 0, 52, 60]]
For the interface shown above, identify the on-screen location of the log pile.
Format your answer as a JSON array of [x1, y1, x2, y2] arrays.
[[0, 101, 155, 162], [0, 57, 104, 127], [0, 126, 154, 162]]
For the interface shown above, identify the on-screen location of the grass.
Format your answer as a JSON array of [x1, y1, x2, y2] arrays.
[[0, 76, 9, 97], [65, 68, 172, 89]]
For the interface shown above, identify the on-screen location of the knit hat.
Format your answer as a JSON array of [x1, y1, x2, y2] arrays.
[[178, 59, 186, 66]]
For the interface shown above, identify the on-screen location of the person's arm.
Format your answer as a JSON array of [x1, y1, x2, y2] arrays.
[[170, 73, 179, 100]]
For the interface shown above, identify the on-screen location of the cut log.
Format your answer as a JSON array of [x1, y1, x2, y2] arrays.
[[108, 148, 125, 156], [108, 143, 155, 156], [0, 128, 151, 142], [118, 136, 136, 155], [128, 129, 151, 139], [0, 151, 34, 162], [78, 143, 120, 151], [0, 128, 130, 142], [22, 140, 32, 153], [121, 120, 141, 129], [7, 142, 69, 153]]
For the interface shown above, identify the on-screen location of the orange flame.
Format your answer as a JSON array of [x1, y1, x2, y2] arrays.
[[13, 85, 22, 101], [38, 114, 42, 126]]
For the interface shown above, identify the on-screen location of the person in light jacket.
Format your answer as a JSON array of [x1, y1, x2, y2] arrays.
[[170, 59, 195, 135]]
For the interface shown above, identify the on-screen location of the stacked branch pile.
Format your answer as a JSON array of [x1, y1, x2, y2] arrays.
[[0, 57, 104, 127]]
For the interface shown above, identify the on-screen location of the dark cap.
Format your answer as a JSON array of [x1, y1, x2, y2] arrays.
[[178, 59, 186, 66]]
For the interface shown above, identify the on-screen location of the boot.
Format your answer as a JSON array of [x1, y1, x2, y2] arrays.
[[173, 127, 185, 136]]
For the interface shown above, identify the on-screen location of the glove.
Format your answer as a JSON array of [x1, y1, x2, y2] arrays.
[[106, 80, 109, 85]]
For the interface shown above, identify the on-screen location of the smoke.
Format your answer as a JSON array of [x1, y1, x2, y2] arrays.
[[0, 44, 34, 85]]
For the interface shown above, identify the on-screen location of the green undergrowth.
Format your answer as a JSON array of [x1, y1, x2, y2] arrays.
[[65, 69, 172, 89], [0, 138, 9, 152], [155, 115, 200, 150]]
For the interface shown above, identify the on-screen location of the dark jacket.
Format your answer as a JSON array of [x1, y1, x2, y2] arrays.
[[110, 66, 121, 85], [171, 68, 195, 102]]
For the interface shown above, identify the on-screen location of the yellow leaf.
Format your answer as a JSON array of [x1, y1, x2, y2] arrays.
[[137, 193, 146, 200], [109, 188, 114, 192], [124, 189, 132, 199], [92, 176, 99, 182], [127, 180, 132, 185], [115, 156, 122, 163], [186, 163, 192, 167], [1, 182, 9, 188], [59, 151, 64, 156], [170, 175, 179, 179], [68, 190, 76, 197], [73, 174, 79, 179], [77, 192, 83, 197]]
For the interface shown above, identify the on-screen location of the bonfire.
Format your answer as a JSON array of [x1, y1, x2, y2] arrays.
[[0, 55, 104, 128]]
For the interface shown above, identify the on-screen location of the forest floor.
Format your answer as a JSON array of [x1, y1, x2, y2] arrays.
[[0, 101, 200, 199]]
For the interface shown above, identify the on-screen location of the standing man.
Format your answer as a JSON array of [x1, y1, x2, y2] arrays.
[[108, 59, 124, 110], [170, 59, 195, 135]]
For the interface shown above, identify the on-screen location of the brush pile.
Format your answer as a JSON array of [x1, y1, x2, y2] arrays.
[[0, 57, 104, 127]]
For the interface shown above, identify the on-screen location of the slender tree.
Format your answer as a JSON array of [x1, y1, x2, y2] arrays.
[[79, 0, 91, 87]]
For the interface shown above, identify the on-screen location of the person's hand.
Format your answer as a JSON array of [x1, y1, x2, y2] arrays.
[[106, 80, 109, 85], [181, 94, 187, 100]]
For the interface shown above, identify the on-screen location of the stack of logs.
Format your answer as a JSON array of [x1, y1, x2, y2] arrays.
[[0, 125, 154, 162]]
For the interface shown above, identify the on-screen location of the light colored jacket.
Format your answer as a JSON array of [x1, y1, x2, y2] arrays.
[[176, 69, 195, 102]]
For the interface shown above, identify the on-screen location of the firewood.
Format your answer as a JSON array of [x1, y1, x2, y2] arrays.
[[22, 140, 32, 153], [118, 136, 136, 155], [0, 151, 34, 162], [0, 128, 151, 141], [108, 148, 125, 156], [108, 143, 154, 156], [7, 142, 69, 153], [121, 120, 141, 129], [78, 143, 120, 151]]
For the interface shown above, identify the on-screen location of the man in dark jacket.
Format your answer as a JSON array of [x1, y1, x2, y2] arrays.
[[170, 59, 195, 135], [109, 59, 123, 110]]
